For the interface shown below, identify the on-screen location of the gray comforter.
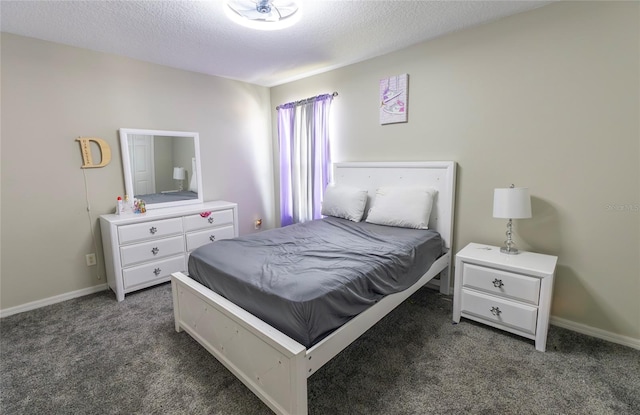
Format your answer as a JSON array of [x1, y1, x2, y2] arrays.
[[188, 216, 443, 348], [135, 191, 198, 204]]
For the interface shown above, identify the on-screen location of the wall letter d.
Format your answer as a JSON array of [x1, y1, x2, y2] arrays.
[[77, 137, 111, 168]]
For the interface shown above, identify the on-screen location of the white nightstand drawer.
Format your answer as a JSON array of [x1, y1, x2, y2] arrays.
[[122, 255, 185, 289], [461, 290, 538, 335], [120, 235, 184, 266], [118, 218, 183, 244], [186, 225, 236, 252], [463, 263, 541, 305], [183, 209, 234, 232]]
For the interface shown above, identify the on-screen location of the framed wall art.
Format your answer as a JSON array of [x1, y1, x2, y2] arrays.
[[379, 73, 408, 124]]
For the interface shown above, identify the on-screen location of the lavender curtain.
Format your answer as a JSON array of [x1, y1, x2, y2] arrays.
[[278, 94, 333, 226]]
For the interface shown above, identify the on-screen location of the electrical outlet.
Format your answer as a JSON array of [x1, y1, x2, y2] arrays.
[[85, 253, 97, 267]]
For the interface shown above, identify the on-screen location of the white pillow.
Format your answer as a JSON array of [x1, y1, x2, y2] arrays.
[[365, 187, 437, 229], [321, 184, 368, 222]]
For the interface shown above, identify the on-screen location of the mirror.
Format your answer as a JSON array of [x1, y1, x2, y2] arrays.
[[119, 128, 203, 210]]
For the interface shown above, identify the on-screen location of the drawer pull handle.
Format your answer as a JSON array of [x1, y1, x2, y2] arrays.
[[151, 247, 159, 255], [149, 227, 157, 234], [490, 306, 502, 316], [209, 235, 216, 242], [492, 278, 504, 288], [208, 217, 214, 224], [153, 268, 161, 276]]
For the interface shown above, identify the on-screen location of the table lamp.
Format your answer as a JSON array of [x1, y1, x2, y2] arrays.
[[493, 184, 532, 254], [173, 167, 185, 191]]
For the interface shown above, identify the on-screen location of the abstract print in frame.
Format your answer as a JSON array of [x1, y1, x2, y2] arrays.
[[380, 73, 408, 124]]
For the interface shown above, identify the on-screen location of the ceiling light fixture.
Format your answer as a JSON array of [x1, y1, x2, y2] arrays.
[[225, 0, 301, 31]]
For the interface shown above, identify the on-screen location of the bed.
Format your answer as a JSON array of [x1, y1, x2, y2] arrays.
[[171, 161, 456, 415], [134, 190, 198, 204]]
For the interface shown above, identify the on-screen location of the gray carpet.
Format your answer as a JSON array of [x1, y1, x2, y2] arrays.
[[1, 283, 638, 415]]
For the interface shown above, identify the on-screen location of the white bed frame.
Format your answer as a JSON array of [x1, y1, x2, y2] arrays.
[[171, 161, 456, 415]]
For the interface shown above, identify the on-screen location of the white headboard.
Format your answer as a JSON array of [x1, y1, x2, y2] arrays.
[[333, 161, 457, 250]]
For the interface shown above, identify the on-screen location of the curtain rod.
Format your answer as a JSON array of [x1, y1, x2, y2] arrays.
[[276, 91, 338, 110]]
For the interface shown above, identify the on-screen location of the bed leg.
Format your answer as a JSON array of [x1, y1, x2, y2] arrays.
[[171, 278, 183, 333], [439, 267, 451, 295]]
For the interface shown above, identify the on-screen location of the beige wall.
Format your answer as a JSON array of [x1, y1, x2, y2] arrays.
[[271, 1, 639, 341], [1, 1, 638, 344], [1, 33, 275, 309]]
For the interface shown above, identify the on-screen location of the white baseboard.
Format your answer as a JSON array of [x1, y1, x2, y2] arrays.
[[550, 316, 640, 351], [2, 285, 638, 352], [0, 284, 108, 318]]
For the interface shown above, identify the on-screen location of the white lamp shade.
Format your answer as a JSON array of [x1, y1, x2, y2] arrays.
[[493, 187, 532, 219], [173, 167, 185, 180]]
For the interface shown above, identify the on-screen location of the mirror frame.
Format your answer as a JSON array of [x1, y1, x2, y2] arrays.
[[119, 128, 203, 210]]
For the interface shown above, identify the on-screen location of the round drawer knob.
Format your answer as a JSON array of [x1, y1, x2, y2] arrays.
[[492, 278, 504, 288], [151, 247, 159, 255], [490, 306, 502, 316]]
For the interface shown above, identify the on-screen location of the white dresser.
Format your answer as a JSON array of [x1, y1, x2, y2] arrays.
[[452, 243, 558, 351], [100, 201, 238, 301]]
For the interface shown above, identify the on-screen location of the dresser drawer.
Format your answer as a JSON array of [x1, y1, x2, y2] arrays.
[[118, 218, 183, 244], [122, 255, 186, 289], [463, 263, 540, 305], [185, 225, 236, 252], [120, 235, 184, 267], [183, 209, 234, 232], [461, 290, 538, 335]]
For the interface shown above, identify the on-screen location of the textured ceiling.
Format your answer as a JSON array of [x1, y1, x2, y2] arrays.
[[1, 0, 552, 87]]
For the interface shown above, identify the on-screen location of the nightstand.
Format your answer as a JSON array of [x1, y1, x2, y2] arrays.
[[452, 243, 558, 351]]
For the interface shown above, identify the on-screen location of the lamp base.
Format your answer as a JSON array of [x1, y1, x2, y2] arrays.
[[500, 218, 520, 254], [500, 246, 520, 255]]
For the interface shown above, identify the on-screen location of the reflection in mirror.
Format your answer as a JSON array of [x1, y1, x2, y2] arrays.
[[119, 128, 203, 210]]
